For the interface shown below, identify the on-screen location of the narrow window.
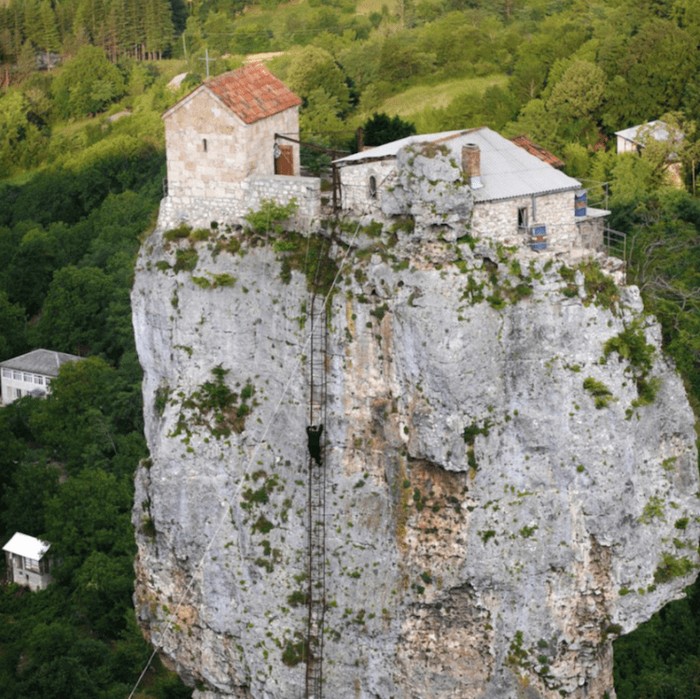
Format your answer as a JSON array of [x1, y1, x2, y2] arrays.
[[517, 206, 528, 229], [369, 175, 377, 199], [202, 138, 208, 153]]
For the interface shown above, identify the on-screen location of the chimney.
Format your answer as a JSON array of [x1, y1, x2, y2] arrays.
[[462, 143, 483, 189]]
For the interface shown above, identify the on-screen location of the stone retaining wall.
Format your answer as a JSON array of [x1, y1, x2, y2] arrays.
[[158, 175, 321, 231]]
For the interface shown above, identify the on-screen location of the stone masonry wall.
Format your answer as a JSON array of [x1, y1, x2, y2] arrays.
[[339, 158, 586, 254], [471, 191, 582, 252], [338, 160, 396, 216], [158, 175, 321, 232], [164, 88, 300, 200]]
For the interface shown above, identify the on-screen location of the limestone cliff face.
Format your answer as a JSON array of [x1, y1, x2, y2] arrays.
[[131, 222, 699, 699]]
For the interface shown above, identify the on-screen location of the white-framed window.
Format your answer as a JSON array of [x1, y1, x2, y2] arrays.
[[13, 371, 21, 380], [23, 373, 32, 382], [16, 388, 22, 398], [34, 375, 44, 384], [1, 368, 10, 377]]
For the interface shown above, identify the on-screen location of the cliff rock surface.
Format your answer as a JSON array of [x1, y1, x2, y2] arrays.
[[132, 221, 699, 698]]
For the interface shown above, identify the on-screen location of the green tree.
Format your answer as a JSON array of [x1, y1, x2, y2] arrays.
[[0, 90, 46, 174], [299, 88, 347, 146], [602, 19, 698, 129], [37, 0, 61, 61], [29, 356, 119, 469], [0, 456, 60, 537], [0, 291, 26, 360], [35, 265, 117, 356], [5, 226, 58, 316], [547, 60, 605, 122], [52, 45, 126, 118], [72, 551, 135, 636], [144, 0, 174, 59], [361, 112, 416, 148], [286, 45, 351, 116]]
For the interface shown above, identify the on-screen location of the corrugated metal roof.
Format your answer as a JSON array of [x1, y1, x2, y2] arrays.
[[335, 127, 581, 202], [3, 532, 50, 560], [0, 349, 81, 377], [615, 120, 669, 145]]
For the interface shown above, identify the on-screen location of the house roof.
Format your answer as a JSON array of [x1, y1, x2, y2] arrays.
[[510, 135, 565, 169], [164, 64, 301, 125], [615, 120, 670, 145], [334, 127, 581, 203], [3, 532, 50, 560], [0, 349, 81, 377]]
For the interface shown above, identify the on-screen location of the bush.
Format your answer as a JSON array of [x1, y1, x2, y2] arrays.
[[244, 199, 298, 235]]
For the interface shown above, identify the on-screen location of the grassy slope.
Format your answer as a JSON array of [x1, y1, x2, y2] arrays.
[[375, 74, 509, 122]]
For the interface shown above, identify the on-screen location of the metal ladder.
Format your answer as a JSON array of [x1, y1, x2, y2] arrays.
[[305, 289, 328, 699]]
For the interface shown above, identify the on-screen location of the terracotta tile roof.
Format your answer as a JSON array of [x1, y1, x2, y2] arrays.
[[206, 64, 301, 125], [511, 135, 565, 169]]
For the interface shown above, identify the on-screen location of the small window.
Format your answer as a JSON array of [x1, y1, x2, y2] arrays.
[[13, 371, 21, 380], [517, 206, 528, 229], [34, 375, 44, 385], [202, 138, 208, 153], [16, 388, 22, 398], [368, 175, 377, 199], [1, 369, 10, 377], [23, 373, 32, 382]]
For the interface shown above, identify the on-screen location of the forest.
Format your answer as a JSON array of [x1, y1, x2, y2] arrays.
[[0, 0, 699, 696]]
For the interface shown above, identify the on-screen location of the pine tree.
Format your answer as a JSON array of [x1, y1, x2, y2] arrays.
[[144, 0, 174, 60], [38, 1, 61, 65]]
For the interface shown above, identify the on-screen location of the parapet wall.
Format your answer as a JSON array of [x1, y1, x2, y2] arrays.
[[159, 175, 321, 232]]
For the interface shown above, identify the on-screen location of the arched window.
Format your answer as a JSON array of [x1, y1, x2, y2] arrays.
[[368, 175, 377, 199]]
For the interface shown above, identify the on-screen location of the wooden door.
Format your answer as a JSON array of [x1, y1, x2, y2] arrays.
[[275, 144, 294, 176]]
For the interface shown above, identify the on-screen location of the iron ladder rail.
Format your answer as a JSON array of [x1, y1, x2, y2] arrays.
[[305, 290, 328, 699]]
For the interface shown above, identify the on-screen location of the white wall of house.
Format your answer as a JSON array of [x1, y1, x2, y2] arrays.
[[164, 89, 301, 201], [616, 136, 639, 154], [5, 552, 52, 591], [1, 368, 50, 405]]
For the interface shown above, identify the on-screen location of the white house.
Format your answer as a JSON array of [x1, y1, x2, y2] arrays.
[[3, 532, 52, 591], [615, 119, 683, 186], [334, 127, 609, 253], [159, 62, 320, 230], [615, 120, 673, 155], [0, 348, 81, 405]]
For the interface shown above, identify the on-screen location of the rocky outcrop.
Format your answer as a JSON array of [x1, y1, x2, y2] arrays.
[[380, 142, 475, 235], [131, 221, 699, 699]]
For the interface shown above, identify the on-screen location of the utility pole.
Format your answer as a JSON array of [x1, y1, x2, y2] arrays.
[[199, 48, 212, 79]]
